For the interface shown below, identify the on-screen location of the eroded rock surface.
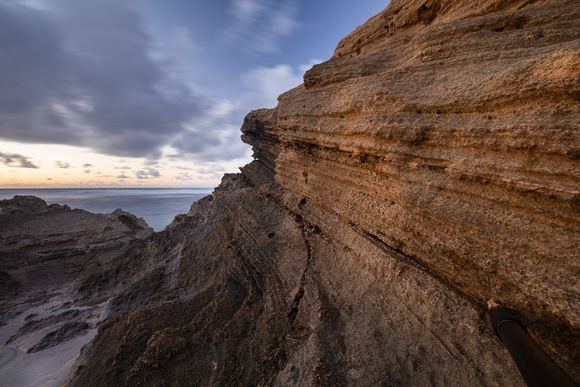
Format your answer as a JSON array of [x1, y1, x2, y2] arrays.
[[65, 0, 580, 379], [0, 196, 155, 384], [5, 0, 580, 385], [287, 0, 580, 378], [0, 195, 153, 303]]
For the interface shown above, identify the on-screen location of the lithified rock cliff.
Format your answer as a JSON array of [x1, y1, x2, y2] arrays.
[[2, 0, 579, 385]]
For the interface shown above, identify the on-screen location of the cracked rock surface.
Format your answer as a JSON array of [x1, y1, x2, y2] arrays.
[[0, 196, 154, 385], [3, 0, 580, 385]]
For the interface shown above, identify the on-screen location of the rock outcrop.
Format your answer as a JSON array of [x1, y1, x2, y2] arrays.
[[278, 0, 580, 380], [3, 0, 580, 385], [0, 196, 153, 305], [0, 196, 155, 385]]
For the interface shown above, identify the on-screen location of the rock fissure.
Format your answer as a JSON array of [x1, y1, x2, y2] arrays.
[[1, 0, 578, 385], [285, 205, 316, 325], [359, 226, 487, 311]]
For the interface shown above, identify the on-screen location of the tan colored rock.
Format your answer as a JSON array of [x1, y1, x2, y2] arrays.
[[279, 0, 579, 380], [62, 0, 580, 385]]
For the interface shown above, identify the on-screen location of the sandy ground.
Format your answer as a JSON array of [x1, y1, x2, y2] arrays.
[[0, 294, 108, 387]]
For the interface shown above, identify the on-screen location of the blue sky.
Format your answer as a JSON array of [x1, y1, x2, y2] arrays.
[[0, 0, 388, 187]]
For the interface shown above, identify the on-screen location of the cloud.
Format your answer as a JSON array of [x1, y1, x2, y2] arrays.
[[55, 160, 71, 169], [136, 168, 160, 179], [117, 174, 130, 179], [225, 0, 298, 53], [0, 1, 319, 175], [0, 151, 39, 168], [0, 1, 202, 159], [170, 60, 320, 162], [165, 26, 197, 63], [83, 163, 93, 168], [143, 159, 159, 167], [169, 99, 250, 162], [198, 165, 226, 175], [175, 172, 192, 181], [242, 59, 321, 107]]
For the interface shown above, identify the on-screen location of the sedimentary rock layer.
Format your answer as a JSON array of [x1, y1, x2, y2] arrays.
[[0, 196, 156, 383], [278, 0, 580, 379], [0, 196, 153, 303], [61, 0, 580, 385]]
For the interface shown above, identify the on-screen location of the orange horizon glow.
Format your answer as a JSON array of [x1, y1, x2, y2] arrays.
[[0, 141, 246, 188]]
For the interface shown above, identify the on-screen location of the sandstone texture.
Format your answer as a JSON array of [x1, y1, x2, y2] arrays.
[[0, 195, 154, 378], [0, 196, 153, 304], [3, 0, 580, 385]]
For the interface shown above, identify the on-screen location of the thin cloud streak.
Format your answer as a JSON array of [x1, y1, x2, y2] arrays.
[[225, 0, 298, 53], [0, 151, 39, 169], [55, 160, 71, 169]]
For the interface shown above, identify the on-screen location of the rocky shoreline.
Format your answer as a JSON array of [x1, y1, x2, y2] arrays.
[[1, 0, 579, 385], [0, 196, 154, 385]]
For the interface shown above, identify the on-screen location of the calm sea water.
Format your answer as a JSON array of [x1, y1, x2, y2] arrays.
[[0, 188, 212, 231]]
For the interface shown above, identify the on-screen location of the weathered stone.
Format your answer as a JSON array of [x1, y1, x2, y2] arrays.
[[279, 0, 580, 381], [5, 0, 580, 385], [0, 196, 155, 359], [27, 321, 90, 354], [0, 195, 154, 300]]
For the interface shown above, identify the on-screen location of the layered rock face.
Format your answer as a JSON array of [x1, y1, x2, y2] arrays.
[[0, 196, 153, 305], [0, 197, 156, 385], [276, 0, 580, 380], [11, 0, 579, 385]]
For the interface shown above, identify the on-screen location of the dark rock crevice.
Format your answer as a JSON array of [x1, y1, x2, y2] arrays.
[[2, 0, 579, 385]]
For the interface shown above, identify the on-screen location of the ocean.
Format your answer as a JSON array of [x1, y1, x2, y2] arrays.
[[0, 188, 213, 231]]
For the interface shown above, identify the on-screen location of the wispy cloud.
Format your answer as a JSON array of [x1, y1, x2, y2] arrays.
[[171, 59, 320, 162], [0, 1, 202, 159], [136, 168, 160, 179], [55, 160, 71, 169], [166, 26, 197, 62], [242, 59, 321, 107], [225, 0, 298, 53], [0, 151, 39, 168], [175, 172, 192, 181]]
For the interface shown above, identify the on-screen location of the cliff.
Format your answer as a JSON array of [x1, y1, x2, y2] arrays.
[[2, 0, 579, 385], [0, 195, 153, 306], [0, 196, 155, 385]]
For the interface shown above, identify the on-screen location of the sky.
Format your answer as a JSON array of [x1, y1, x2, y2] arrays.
[[0, 0, 388, 188]]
